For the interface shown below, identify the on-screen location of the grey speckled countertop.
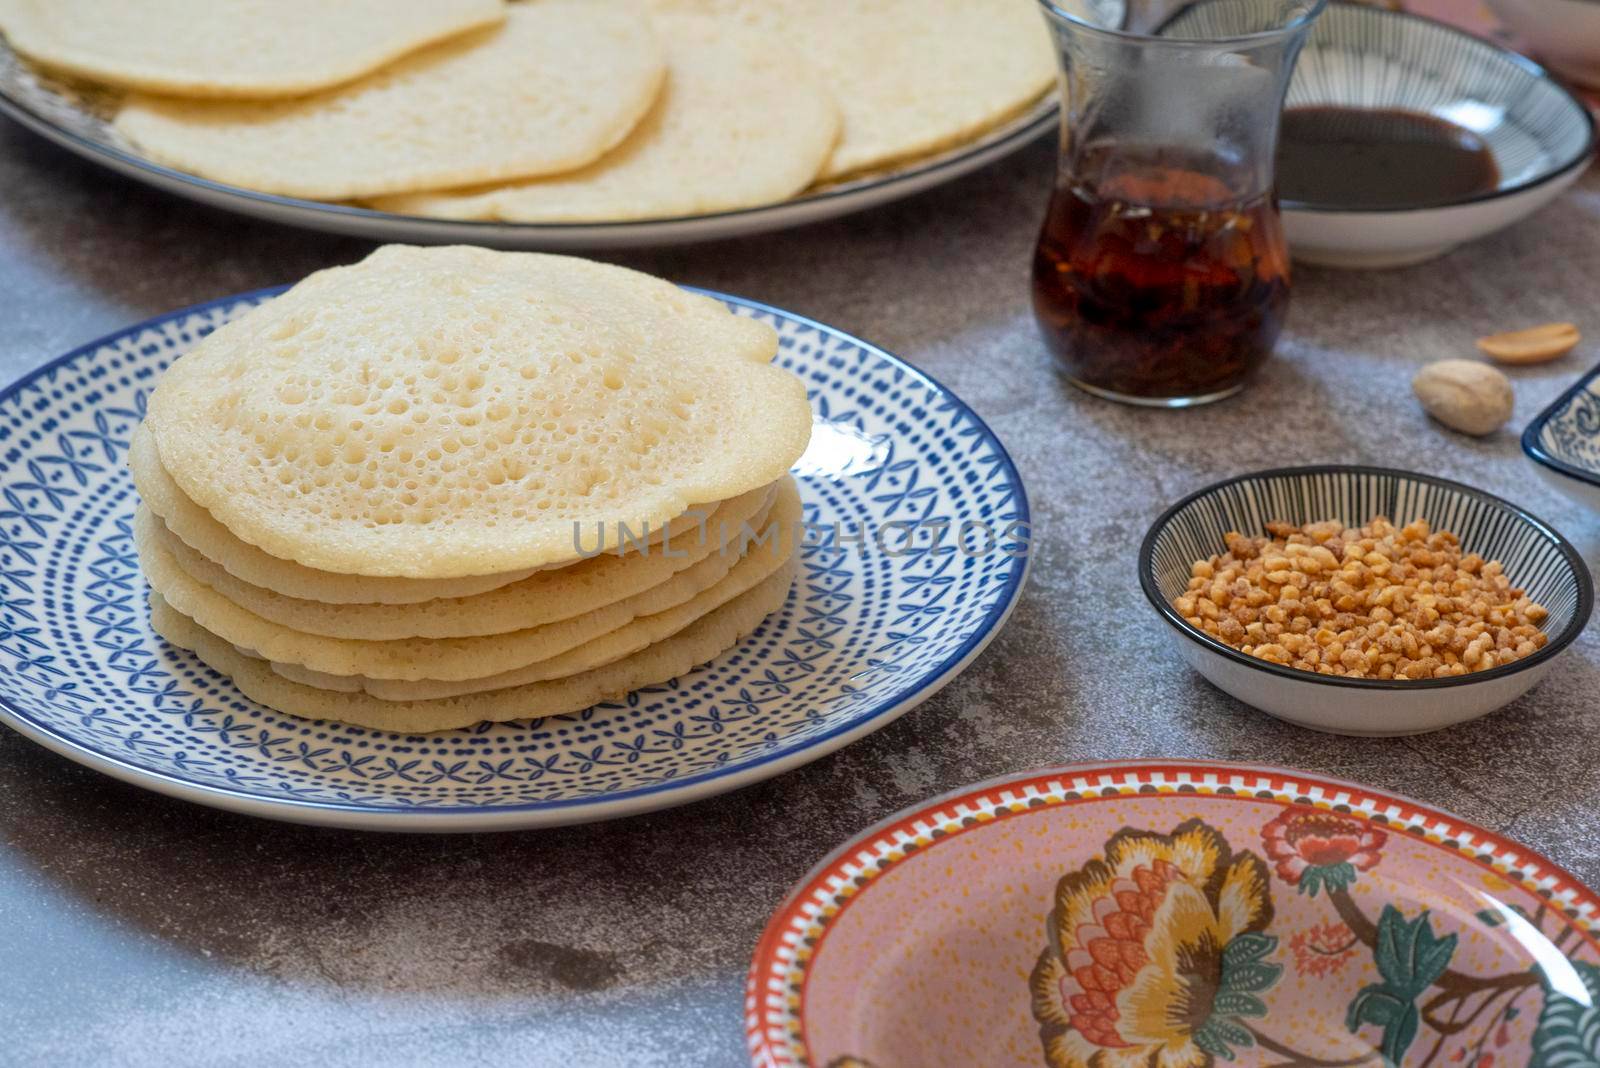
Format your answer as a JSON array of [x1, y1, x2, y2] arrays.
[[0, 120, 1597, 1068]]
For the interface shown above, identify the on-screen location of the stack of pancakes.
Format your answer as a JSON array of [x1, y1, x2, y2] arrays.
[[130, 245, 812, 733]]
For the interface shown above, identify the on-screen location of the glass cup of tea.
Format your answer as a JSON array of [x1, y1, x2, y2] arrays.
[[1032, 0, 1325, 407]]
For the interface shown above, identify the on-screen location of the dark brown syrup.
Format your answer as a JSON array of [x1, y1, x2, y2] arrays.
[[1277, 106, 1500, 209]]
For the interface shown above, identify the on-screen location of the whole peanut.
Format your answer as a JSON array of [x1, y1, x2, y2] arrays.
[[1412, 359, 1513, 436]]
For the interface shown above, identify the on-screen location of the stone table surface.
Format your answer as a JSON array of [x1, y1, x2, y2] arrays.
[[0, 120, 1597, 1068]]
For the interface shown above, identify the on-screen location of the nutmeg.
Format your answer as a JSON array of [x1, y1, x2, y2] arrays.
[[1412, 359, 1513, 436]]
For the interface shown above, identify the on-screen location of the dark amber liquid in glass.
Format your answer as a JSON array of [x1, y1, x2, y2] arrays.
[[1032, 147, 1291, 402]]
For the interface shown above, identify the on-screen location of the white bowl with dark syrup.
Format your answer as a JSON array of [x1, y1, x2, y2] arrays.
[[1165, 2, 1595, 269]]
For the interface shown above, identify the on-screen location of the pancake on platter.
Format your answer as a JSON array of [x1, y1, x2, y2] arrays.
[[114, 1, 666, 200], [372, 12, 839, 222], [0, 0, 504, 98], [648, 0, 1055, 180], [140, 244, 810, 577], [132, 244, 813, 732]]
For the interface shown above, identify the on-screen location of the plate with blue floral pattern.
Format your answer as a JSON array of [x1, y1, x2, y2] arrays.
[[0, 289, 1029, 830]]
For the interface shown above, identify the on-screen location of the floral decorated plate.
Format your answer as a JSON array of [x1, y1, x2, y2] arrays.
[[0, 288, 1028, 831], [747, 760, 1600, 1067]]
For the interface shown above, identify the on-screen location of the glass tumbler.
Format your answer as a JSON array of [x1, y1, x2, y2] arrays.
[[1032, 0, 1324, 407]]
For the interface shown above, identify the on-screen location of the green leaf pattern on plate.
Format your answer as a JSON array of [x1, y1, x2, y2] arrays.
[[1346, 905, 1458, 1064], [1192, 932, 1283, 1061]]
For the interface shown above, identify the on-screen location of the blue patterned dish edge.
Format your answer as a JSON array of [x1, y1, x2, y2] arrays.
[[1523, 360, 1600, 490]]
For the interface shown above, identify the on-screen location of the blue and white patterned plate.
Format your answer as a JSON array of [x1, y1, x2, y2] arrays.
[[1524, 360, 1600, 512], [0, 290, 1029, 830]]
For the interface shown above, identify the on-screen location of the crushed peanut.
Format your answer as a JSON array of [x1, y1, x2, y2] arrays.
[[1175, 517, 1549, 679]]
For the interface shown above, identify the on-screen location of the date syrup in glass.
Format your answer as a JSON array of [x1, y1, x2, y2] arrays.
[[1032, 145, 1291, 405]]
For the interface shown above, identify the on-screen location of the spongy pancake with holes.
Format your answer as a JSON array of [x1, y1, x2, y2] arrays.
[[128, 424, 728, 605], [267, 485, 795, 699], [371, 12, 839, 223], [647, 0, 1054, 180], [0, 0, 503, 98], [141, 483, 775, 639], [135, 478, 800, 682], [113, 2, 665, 200], [150, 554, 799, 732], [140, 245, 811, 578]]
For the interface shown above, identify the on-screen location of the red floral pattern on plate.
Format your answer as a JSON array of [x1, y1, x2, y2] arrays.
[[1261, 808, 1386, 895]]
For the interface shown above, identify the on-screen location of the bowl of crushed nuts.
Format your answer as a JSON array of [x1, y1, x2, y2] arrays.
[[1139, 466, 1593, 735]]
